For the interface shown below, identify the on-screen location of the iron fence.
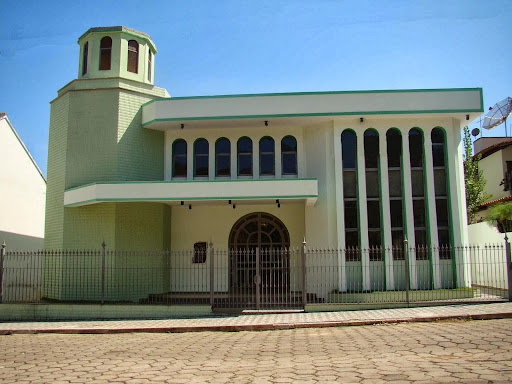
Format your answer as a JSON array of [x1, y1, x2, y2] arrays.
[[0, 241, 510, 309]]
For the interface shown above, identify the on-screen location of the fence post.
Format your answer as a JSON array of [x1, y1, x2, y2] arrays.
[[505, 234, 512, 302], [209, 241, 214, 308], [101, 240, 106, 305], [0, 241, 5, 303], [404, 237, 410, 307], [302, 238, 307, 309]]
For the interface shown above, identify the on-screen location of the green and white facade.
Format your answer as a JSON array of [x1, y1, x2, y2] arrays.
[[45, 26, 483, 300]]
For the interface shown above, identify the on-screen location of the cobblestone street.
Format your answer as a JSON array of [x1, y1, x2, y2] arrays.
[[1, 318, 512, 383]]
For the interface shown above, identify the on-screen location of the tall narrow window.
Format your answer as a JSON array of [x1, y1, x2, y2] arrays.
[[216, 138, 230, 177], [281, 136, 297, 175], [82, 42, 88, 75], [127, 40, 139, 73], [172, 139, 187, 178], [99, 36, 112, 70], [194, 138, 209, 177], [364, 129, 382, 260], [238, 137, 253, 176], [409, 128, 428, 254], [432, 127, 451, 255], [259, 137, 275, 176], [148, 50, 152, 82], [387, 129, 404, 258], [342, 130, 360, 260]]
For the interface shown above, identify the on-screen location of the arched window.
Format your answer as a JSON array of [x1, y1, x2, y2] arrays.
[[82, 42, 88, 75], [127, 40, 138, 73], [364, 129, 382, 260], [259, 137, 275, 176], [148, 50, 152, 82], [194, 138, 209, 177], [99, 36, 112, 71], [409, 128, 427, 249], [431, 127, 451, 251], [387, 128, 404, 256], [341, 130, 360, 257], [216, 138, 230, 177], [238, 137, 253, 176], [172, 139, 187, 178], [281, 136, 297, 175]]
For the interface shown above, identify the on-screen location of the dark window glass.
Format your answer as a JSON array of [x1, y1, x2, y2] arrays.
[[194, 139, 209, 177], [343, 171, 357, 198], [411, 170, 425, 197], [345, 232, 360, 259], [365, 171, 380, 198], [388, 170, 402, 197], [148, 50, 152, 82], [344, 200, 359, 229], [127, 40, 138, 73], [238, 137, 253, 176], [390, 200, 403, 228], [415, 230, 427, 247], [364, 130, 379, 169], [435, 198, 449, 227], [259, 137, 275, 176], [409, 128, 424, 168], [386, 129, 402, 168], [99, 36, 112, 70], [82, 42, 88, 75], [431, 128, 446, 167], [172, 139, 187, 177], [392, 230, 405, 259], [367, 201, 381, 228], [281, 136, 297, 175], [413, 200, 426, 227], [193, 242, 207, 263], [215, 138, 230, 177], [368, 231, 383, 260], [434, 169, 447, 196], [341, 130, 357, 169]]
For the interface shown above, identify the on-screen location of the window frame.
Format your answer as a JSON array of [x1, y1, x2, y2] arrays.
[[237, 137, 253, 177], [82, 42, 88, 75], [99, 36, 112, 71], [172, 139, 187, 179], [281, 136, 298, 176], [193, 138, 209, 178], [259, 136, 275, 177], [127, 39, 139, 74], [215, 138, 231, 177]]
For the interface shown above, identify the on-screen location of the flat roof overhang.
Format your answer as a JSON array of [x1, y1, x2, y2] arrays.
[[64, 179, 318, 208], [142, 88, 484, 131]]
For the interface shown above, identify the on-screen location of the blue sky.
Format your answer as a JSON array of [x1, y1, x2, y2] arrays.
[[1, 0, 511, 176]]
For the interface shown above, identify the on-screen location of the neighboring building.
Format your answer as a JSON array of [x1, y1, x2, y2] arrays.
[[44, 26, 483, 302], [473, 137, 512, 217], [0, 113, 46, 249]]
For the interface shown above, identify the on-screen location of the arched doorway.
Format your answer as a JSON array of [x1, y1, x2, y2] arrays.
[[228, 213, 290, 298]]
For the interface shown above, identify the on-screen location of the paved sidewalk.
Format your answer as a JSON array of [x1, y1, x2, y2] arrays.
[[1, 302, 512, 334]]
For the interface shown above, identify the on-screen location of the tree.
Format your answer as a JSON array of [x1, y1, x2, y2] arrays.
[[463, 126, 492, 224], [486, 201, 512, 233]]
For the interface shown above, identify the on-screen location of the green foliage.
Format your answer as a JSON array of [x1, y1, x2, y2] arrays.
[[487, 201, 512, 232], [463, 126, 492, 224]]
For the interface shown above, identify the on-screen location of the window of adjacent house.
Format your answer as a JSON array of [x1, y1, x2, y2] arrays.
[[387, 128, 405, 259], [193, 242, 207, 264], [172, 139, 187, 178], [432, 127, 451, 258], [99, 36, 112, 70], [409, 128, 428, 258], [259, 137, 275, 176], [281, 136, 297, 176], [194, 138, 209, 177], [342, 130, 360, 261], [148, 50, 152, 82], [216, 138, 230, 177], [238, 137, 253, 176], [82, 42, 88, 75], [364, 129, 382, 261], [127, 40, 139, 73]]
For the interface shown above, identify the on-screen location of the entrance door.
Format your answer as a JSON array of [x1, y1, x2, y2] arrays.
[[228, 212, 291, 308]]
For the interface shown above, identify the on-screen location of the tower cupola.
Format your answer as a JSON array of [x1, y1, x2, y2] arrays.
[[77, 26, 157, 85]]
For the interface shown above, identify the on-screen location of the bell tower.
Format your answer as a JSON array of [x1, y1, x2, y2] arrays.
[[77, 26, 157, 84]]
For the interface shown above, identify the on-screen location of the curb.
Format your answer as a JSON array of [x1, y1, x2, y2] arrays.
[[1, 312, 512, 335]]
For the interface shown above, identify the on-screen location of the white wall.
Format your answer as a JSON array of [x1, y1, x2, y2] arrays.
[[0, 117, 46, 249]]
